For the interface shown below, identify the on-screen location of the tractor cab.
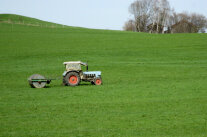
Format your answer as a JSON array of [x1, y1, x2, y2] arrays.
[[63, 61, 88, 72], [62, 61, 102, 86]]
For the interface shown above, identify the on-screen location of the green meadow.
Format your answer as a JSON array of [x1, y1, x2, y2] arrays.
[[0, 14, 207, 137]]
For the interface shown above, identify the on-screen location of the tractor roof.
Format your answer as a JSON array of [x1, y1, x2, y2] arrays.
[[63, 61, 87, 66]]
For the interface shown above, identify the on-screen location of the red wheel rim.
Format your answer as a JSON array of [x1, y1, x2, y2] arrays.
[[69, 76, 78, 84], [95, 79, 102, 85]]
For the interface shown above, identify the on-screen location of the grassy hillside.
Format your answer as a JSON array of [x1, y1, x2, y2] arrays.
[[0, 14, 72, 28], [0, 14, 207, 137]]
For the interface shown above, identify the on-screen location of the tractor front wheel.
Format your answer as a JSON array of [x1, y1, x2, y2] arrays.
[[64, 72, 80, 86], [94, 78, 102, 85]]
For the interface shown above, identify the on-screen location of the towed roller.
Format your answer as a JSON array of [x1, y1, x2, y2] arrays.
[[28, 74, 51, 88]]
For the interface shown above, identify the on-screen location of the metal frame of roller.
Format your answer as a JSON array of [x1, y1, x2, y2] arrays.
[[28, 74, 51, 88]]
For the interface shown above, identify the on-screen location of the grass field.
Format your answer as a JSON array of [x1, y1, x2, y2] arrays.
[[0, 14, 207, 137]]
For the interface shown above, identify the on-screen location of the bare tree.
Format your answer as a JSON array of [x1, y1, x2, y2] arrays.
[[168, 11, 178, 26], [129, 0, 153, 32], [126, 0, 207, 33], [172, 12, 207, 33], [159, 0, 171, 33], [151, 0, 171, 33], [150, 0, 160, 33], [177, 12, 191, 22], [129, 0, 172, 33], [189, 13, 207, 33], [123, 20, 136, 31]]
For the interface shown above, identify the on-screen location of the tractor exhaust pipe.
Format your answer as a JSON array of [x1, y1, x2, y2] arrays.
[[86, 61, 88, 71], [86, 65, 88, 72]]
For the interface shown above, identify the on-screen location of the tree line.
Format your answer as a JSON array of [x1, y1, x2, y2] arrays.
[[123, 0, 207, 33]]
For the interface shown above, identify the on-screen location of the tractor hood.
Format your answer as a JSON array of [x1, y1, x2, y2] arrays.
[[83, 71, 101, 78]]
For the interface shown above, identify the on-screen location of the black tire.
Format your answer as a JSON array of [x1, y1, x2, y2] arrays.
[[64, 72, 80, 86], [62, 77, 67, 86]]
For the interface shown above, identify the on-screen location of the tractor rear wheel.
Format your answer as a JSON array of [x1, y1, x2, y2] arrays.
[[64, 72, 80, 86], [94, 78, 102, 85]]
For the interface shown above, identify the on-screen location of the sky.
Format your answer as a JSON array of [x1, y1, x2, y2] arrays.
[[0, 0, 207, 30]]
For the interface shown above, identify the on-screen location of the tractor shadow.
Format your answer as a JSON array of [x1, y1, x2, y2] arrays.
[[44, 86, 52, 88], [43, 83, 94, 88], [78, 83, 94, 86]]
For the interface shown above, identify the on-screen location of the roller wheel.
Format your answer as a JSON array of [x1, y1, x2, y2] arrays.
[[64, 72, 80, 86], [94, 78, 102, 85], [28, 74, 47, 88]]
